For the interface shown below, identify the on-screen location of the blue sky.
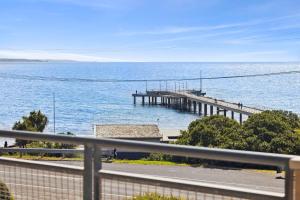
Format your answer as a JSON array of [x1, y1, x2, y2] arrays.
[[0, 0, 300, 62]]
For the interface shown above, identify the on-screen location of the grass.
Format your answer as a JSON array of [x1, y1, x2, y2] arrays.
[[110, 159, 188, 166], [251, 169, 277, 174], [128, 193, 185, 200], [1, 154, 188, 166], [1, 154, 83, 161], [0, 154, 186, 166], [295, 129, 300, 134]]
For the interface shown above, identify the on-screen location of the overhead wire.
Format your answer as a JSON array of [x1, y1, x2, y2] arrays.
[[0, 70, 299, 83]]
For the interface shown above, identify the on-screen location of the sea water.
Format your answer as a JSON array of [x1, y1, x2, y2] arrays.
[[0, 62, 299, 137]]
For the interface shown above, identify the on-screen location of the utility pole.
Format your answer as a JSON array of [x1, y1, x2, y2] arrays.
[[200, 71, 203, 92], [146, 80, 148, 92], [159, 81, 161, 91], [175, 82, 176, 92], [53, 92, 56, 134], [165, 81, 168, 91]]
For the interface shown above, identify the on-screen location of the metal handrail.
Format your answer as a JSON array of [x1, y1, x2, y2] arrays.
[[99, 169, 284, 200], [0, 129, 299, 200], [0, 148, 84, 154], [0, 129, 294, 167], [0, 156, 83, 174]]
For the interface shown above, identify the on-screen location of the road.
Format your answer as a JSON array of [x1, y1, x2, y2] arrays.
[[0, 160, 284, 200]]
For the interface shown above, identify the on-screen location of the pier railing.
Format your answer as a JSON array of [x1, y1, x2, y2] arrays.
[[0, 129, 300, 199]]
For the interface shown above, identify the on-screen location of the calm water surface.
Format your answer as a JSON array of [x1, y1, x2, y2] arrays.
[[0, 62, 299, 136]]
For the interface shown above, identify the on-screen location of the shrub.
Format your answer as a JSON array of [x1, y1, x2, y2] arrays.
[[129, 193, 185, 200], [0, 181, 14, 200], [25, 132, 78, 157], [145, 153, 172, 161]]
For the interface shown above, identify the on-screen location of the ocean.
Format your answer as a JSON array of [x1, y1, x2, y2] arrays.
[[0, 62, 299, 137]]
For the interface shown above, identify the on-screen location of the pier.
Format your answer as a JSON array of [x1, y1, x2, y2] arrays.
[[132, 90, 263, 124]]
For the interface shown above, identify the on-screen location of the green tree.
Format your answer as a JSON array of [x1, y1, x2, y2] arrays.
[[243, 110, 300, 154], [177, 110, 300, 155], [271, 110, 300, 129], [177, 115, 247, 150], [12, 110, 48, 147]]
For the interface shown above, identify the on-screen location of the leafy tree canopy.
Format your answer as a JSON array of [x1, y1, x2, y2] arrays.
[[12, 110, 48, 147], [177, 115, 247, 150], [177, 110, 300, 155], [243, 110, 300, 154], [12, 110, 48, 132]]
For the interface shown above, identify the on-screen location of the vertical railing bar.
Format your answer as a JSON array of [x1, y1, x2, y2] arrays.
[[285, 168, 294, 200], [94, 144, 102, 200], [84, 144, 94, 200]]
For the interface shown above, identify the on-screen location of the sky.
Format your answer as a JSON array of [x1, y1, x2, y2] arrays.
[[0, 0, 300, 62]]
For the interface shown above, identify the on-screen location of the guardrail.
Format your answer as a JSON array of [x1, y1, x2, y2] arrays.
[[0, 129, 300, 199]]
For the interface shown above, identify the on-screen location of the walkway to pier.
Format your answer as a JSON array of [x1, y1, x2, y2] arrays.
[[132, 90, 264, 124]]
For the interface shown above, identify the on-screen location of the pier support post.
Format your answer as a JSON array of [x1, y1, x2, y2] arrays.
[[155, 97, 157, 105], [224, 110, 227, 117], [204, 104, 208, 116], [168, 98, 170, 107], [133, 96, 136, 105], [239, 113, 243, 124], [217, 107, 220, 115], [142, 96, 145, 105], [186, 100, 189, 111], [183, 98, 187, 111], [193, 101, 197, 113], [210, 105, 213, 116], [148, 96, 151, 105], [198, 102, 202, 115], [179, 98, 182, 111], [231, 111, 234, 120]]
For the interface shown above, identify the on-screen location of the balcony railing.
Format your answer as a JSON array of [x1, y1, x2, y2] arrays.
[[0, 129, 300, 199]]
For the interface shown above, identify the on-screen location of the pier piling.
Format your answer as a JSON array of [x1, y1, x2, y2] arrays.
[[210, 105, 214, 115], [204, 104, 208, 116], [198, 102, 202, 115]]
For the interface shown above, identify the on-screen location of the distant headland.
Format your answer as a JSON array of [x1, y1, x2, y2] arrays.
[[0, 58, 47, 62]]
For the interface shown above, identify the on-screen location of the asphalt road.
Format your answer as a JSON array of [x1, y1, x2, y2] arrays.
[[54, 161, 284, 192], [0, 160, 285, 200]]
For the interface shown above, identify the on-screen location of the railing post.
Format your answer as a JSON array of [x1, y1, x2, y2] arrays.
[[289, 157, 300, 200], [84, 144, 94, 200], [94, 145, 102, 200]]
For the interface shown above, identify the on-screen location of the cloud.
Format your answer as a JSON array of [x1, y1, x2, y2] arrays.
[[34, 0, 138, 10], [0, 49, 123, 62], [118, 13, 300, 36], [118, 24, 246, 36]]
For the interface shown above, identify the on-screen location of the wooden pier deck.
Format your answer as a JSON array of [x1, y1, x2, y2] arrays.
[[132, 90, 264, 124]]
